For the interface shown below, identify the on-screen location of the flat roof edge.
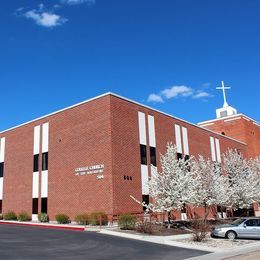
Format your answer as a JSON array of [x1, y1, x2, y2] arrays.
[[109, 93, 246, 145], [0, 92, 247, 145], [198, 114, 259, 126], [0, 92, 113, 134]]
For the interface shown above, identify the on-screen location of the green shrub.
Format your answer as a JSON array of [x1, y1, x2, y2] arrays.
[[75, 213, 89, 225], [118, 214, 137, 230], [89, 212, 108, 225], [55, 214, 70, 224], [0, 214, 3, 220], [3, 211, 17, 221], [18, 212, 31, 222], [38, 213, 49, 223]]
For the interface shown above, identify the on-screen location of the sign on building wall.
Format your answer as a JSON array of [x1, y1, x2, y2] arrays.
[[74, 164, 104, 179]]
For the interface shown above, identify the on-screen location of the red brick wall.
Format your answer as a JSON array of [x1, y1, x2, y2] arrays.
[[0, 94, 248, 221], [110, 96, 246, 217], [1, 96, 114, 220], [199, 116, 260, 158]]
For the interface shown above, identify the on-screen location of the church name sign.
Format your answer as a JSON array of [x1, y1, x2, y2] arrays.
[[75, 164, 104, 177]]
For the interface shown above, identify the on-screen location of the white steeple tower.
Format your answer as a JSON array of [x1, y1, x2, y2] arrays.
[[216, 81, 237, 118]]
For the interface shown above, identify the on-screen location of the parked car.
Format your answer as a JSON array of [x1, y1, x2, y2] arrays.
[[211, 217, 260, 239]]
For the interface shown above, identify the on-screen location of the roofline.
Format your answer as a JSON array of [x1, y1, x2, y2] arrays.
[[198, 113, 259, 126], [0, 92, 112, 134], [0, 92, 246, 145], [110, 93, 246, 145]]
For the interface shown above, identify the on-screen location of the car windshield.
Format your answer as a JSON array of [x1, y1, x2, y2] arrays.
[[231, 218, 246, 226]]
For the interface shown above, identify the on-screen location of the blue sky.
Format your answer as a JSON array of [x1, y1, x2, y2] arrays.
[[0, 0, 259, 131]]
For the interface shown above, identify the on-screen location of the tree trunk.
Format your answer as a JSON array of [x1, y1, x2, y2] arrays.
[[204, 202, 209, 222], [221, 206, 224, 218], [167, 211, 171, 229]]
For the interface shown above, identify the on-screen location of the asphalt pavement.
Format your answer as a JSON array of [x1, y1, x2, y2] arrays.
[[0, 224, 209, 260]]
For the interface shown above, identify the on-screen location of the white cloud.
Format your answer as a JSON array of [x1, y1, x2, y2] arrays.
[[61, 0, 95, 5], [202, 82, 211, 88], [192, 91, 212, 99], [161, 85, 193, 99], [24, 10, 67, 27], [147, 94, 164, 103], [19, 4, 67, 28], [147, 84, 213, 103]]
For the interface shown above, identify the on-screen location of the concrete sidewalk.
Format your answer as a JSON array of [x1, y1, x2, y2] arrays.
[[99, 229, 260, 259], [189, 244, 260, 260]]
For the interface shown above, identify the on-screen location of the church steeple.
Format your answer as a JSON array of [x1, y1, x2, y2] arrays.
[[216, 81, 237, 118]]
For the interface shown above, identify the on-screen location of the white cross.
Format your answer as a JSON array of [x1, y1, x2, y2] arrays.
[[216, 81, 231, 108]]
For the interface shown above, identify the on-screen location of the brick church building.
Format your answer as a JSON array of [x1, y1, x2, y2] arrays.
[[0, 84, 259, 221]]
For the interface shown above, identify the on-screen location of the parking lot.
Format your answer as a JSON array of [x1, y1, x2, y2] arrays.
[[0, 224, 209, 259]]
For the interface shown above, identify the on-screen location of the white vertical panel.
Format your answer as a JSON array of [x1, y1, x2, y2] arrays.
[[182, 127, 189, 155], [148, 115, 156, 147], [175, 124, 182, 153], [210, 137, 216, 161], [0, 137, 5, 163], [138, 112, 147, 145], [33, 126, 40, 155], [32, 214, 38, 221], [32, 172, 39, 198], [141, 165, 149, 195], [0, 177, 3, 200], [181, 213, 187, 220], [41, 170, 48, 198], [215, 138, 221, 163], [42, 123, 49, 153]]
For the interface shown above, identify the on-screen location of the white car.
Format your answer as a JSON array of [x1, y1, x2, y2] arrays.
[[211, 217, 260, 239]]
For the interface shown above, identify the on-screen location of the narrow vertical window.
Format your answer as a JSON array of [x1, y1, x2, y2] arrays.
[[32, 198, 38, 214], [33, 155, 39, 172], [142, 195, 149, 211], [0, 200, 2, 213], [181, 203, 187, 213], [184, 155, 190, 171], [177, 153, 182, 160], [42, 152, 48, 171], [41, 198, 48, 213], [0, 162, 4, 177], [140, 145, 147, 165], [150, 147, 157, 166]]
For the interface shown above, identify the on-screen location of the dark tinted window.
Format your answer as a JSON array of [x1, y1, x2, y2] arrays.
[[0, 200, 2, 213], [181, 203, 186, 213], [42, 152, 48, 171], [184, 155, 189, 161], [33, 154, 39, 172], [177, 153, 182, 160], [245, 219, 258, 227], [140, 145, 147, 165], [41, 198, 48, 213], [142, 195, 149, 211], [184, 155, 190, 171], [150, 147, 157, 166], [0, 162, 4, 178], [32, 198, 38, 214]]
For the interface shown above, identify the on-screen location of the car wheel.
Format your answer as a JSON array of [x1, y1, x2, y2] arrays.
[[226, 231, 237, 240]]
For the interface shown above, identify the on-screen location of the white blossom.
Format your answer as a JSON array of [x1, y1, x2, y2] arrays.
[[147, 143, 195, 213]]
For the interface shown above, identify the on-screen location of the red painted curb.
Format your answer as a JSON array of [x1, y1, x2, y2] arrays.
[[0, 221, 85, 231]]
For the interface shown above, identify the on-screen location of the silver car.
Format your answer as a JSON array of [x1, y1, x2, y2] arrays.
[[211, 217, 260, 239]]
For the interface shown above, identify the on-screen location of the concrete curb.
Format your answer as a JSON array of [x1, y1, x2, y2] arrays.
[[99, 230, 215, 252], [98, 229, 260, 258], [0, 220, 85, 231]]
